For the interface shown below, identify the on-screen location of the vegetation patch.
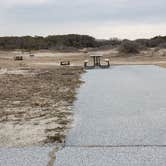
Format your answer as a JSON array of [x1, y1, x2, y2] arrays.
[[119, 40, 140, 54], [0, 66, 84, 147]]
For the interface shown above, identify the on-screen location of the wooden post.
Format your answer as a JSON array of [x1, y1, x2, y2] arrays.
[[84, 60, 88, 68], [98, 57, 101, 66], [93, 56, 96, 66], [104, 59, 110, 67], [90, 55, 103, 67]]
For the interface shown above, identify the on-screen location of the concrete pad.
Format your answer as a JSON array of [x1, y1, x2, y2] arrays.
[[0, 147, 51, 166], [66, 66, 166, 146], [56, 147, 166, 166]]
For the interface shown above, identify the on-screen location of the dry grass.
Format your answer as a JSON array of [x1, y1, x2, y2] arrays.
[[0, 66, 84, 147]]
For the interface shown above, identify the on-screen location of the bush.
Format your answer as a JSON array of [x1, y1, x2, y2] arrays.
[[134, 39, 149, 49], [148, 36, 166, 47], [158, 42, 166, 49], [119, 41, 140, 54]]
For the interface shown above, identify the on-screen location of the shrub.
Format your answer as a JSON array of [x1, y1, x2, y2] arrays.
[[148, 36, 166, 47], [158, 42, 166, 49], [119, 41, 140, 54]]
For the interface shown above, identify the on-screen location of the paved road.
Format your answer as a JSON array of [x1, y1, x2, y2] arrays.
[[56, 65, 166, 165], [1, 65, 166, 166], [0, 146, 52, 166], [56, 147, 166, 166]]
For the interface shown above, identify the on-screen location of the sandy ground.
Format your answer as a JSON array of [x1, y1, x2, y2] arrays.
[[0, 65, 83, 147], [1, 48, 166, 68], [0, 48, 166, 147]]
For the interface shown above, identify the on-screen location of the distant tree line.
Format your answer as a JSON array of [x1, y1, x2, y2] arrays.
[[0, 34, 166, 51], [0, 34, 96, 50], [119, 36, 166, 54], [134, 36, 166, 48]]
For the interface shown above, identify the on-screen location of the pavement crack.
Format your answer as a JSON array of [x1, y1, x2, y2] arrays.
[[66, 144, 166, 148], [47, 146, 59, 166]]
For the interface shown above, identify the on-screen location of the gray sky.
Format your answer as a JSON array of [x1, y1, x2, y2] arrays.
[[0, 0, 166, 39]]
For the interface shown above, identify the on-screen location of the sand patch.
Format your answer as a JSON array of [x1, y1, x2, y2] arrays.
[[0, 67, 83, 147]]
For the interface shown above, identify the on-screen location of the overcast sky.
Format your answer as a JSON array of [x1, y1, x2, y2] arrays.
[[0, 0, 166, 39]]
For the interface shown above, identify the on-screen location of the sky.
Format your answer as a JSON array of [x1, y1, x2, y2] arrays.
[[0, 0, 166, 39]]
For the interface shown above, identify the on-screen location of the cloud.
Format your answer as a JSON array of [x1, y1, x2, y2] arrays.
[[1, 21, 166, 39], [7, 0, 165, 25], [0, 0, 166, 39], [1, 0, 49, 8]]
